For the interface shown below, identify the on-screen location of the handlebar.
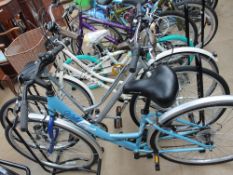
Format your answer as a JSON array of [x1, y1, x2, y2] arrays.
[[129, 45, 140, 73], [47, 5, 78, 39], [19, 40, 70, 132], [49, 0, 73, 22], [128, 2, 143, 73], [20, 86, 29, 131]]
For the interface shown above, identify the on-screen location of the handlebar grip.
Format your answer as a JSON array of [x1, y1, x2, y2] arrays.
[[20, 100, 28, 132], [129, 47, 139, 73], [136, 2, 142, 17], [64, 39, 70, 46], [52, 40, 70, 56]]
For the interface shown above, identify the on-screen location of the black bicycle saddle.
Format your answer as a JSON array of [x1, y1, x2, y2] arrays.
[[123, 65, 179, 108]]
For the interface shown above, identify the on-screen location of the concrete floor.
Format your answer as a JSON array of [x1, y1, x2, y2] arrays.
[[1, 0, 233, 174]]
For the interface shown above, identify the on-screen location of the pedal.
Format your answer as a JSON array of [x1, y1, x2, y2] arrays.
[[199, 149, 206, 153], [154, 153, 160, 171], [134, 153, 140, 159], [133, 153, 153, 159], [114, 106, 122, 129], [118, 97, 125, 103], [146, 154, 153, 159], [95, 109, 100, 119]]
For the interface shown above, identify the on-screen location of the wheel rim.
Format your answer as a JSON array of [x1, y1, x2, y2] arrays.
[[7, 120, 97, 169], [154, 105, 233, 164]]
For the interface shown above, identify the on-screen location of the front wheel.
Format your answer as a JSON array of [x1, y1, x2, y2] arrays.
[[150, 96, 233, 165], [5, 113, 99, 170]]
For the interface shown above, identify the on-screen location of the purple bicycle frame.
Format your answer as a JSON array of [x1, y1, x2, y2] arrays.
[[76, 11, 133, 52]]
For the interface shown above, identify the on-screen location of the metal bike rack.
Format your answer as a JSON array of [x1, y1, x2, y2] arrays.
[[183, 0, 206, 123], [5, 115, 102, 175], [0, 159, 31, 175]]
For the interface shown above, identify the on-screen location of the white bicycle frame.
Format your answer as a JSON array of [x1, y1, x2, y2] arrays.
[[53, 46, 217, 112]]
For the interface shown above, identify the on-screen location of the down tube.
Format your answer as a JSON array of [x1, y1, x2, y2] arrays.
[[47, 96, 139, 151]]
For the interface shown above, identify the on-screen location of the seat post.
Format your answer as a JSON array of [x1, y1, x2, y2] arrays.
[[141, 98, 151, 115]]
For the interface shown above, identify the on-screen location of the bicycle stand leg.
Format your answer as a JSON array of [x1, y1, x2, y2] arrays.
[[52, 150, 63, 175], [96, 159, 102, 175]]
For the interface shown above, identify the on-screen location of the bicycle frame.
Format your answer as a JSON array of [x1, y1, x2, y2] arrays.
[[46, 91, 213, 154], [69, 0, 180, 52], [54, 44, 215, 117], [58, 49, 143, 119], [62, 34, 194, 87], [74, 10, 132, 53]]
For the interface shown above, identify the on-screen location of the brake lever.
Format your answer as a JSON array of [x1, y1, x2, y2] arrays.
[[62, 4, 76, 18]]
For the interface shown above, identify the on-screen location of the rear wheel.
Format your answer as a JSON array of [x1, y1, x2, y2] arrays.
[[175, 1, 218, 46], [150, 99, 233, 165], [154, 11, 199, 45], [129, 66, 230, 126], [174, 0, 218, 9], [154, 49, 219, 74]]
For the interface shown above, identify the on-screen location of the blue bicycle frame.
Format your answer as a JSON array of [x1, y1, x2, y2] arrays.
[[47, 95, 213, 154]]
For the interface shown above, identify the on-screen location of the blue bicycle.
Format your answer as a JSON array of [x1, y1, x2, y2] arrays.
[[4, 44, 233, 173], [2, 1, 233, 174]]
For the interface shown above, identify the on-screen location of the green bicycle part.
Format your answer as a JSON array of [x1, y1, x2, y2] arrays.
[[88, 83, 100, 90], [158, 34, 194, 63], [158, 34, 194, 47], [65, 55, 100, 65], [74, 0, 93, 10], [146, 34, 194, 62], [65, 55, 101, 90]]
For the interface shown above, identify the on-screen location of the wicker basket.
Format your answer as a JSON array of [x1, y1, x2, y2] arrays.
[[4, 28, 46, 74]]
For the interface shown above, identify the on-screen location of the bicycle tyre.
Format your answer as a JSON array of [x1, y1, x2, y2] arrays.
[[155, 10, 199, 46], [175, 1, 218, 46], [174, 0, 218, 9], [154, 48, 219, 74], [129, 66, 230, 126], [54, 77, 94, 115], [5, 107, 99, 169], [0, 96, 47, 129], [150, 96, 233, 165]]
